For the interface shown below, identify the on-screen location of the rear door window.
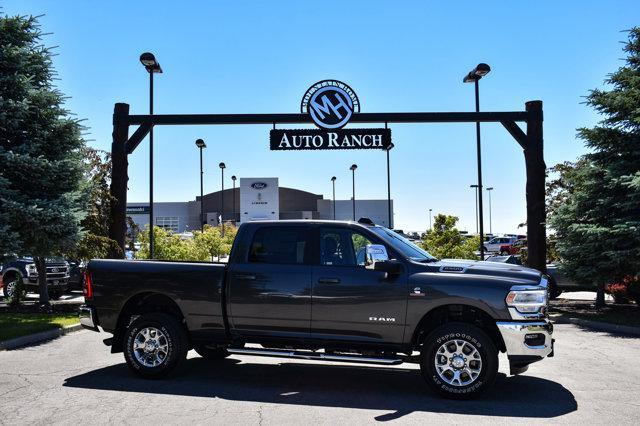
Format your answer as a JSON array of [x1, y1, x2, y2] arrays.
[[248, 226, 309, 265]]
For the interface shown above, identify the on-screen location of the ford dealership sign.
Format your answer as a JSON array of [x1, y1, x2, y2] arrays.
[[250, 182, 268, 190]]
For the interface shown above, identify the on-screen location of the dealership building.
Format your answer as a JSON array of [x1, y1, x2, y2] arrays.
[[127, 178, 393, 233]]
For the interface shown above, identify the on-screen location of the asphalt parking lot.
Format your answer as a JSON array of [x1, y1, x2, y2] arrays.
[[1, 323, 639, 424]]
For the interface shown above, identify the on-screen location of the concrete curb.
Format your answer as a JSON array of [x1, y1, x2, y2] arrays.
[[0, 323, 83, 351], [553, 316, 640, 337]]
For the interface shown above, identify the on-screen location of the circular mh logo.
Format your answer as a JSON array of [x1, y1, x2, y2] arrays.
[[301, 80, 360, 129]]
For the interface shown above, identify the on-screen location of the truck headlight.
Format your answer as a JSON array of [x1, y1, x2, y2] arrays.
[[506, 289, 547, 314], [26, 263, 38, 276]]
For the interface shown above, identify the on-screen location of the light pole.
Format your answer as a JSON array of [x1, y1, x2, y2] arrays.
[[429, 208, 432, 232], [464, 62, 491, 260], [386, 142, 394, 228], [470, 184, 479, 234], [331, 176, 336, 220], [219, 162, 226, 235], [232, 175, 237, 225], [350, 164, 357, 220], [139, 52, 162, 258], [195, 138, 206, 232], [486, 187, 494, 235]]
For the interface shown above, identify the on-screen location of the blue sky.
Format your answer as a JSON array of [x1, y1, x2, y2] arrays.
[[4, 0, 638, 233]]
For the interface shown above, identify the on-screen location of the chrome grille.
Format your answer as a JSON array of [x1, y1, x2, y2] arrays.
[[46, 265, 68, 279]]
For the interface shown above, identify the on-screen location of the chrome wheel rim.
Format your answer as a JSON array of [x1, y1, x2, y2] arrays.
[[5, 280, 16, 298], [434, 339, 482, 387], [133, 327, 169, 367]]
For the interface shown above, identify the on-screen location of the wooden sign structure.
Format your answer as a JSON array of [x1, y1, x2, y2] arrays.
[[108, 101, 546, 272]]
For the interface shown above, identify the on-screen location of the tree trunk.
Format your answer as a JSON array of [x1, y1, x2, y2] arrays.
[[595, 280, 606, 309], [35, 256, 51, 309]]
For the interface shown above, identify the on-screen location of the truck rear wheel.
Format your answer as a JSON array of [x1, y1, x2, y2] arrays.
[[419, 322, 498, 399], [123, 313, 187, 379]]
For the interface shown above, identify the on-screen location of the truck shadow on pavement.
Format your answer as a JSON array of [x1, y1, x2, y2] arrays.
[[63, 357, 577, 421]]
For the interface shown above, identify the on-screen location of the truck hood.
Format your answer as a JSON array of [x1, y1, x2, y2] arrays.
[[430, 259, 543, 285]]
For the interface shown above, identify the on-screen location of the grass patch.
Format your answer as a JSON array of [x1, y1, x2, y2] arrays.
[[0, 313, 79, 342]]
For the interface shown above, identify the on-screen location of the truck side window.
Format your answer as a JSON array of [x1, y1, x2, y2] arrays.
[[352, 233, 372, 266], [320, 228, 373, 267], [248, 227, 308, 265]]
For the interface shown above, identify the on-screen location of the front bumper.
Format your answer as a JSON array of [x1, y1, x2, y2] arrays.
[[496, 320, 554, 373], [79, 305, 99, 332], [24, 277, 69, 288]]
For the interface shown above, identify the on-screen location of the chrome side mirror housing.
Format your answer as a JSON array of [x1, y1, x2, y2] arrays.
[[365, 244, 389, 270]]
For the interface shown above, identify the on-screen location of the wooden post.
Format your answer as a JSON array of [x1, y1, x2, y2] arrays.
[[108, 103, 130, 258], [524, 101, 546, 272]]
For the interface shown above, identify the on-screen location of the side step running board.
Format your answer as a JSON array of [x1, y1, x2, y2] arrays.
[[227, 347, 403, 366]]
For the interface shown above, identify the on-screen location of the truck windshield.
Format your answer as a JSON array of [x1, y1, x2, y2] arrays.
[[370, 227, 438, 262]]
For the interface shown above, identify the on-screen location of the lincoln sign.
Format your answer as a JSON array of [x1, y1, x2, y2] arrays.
[[270, 80, 391, 151]]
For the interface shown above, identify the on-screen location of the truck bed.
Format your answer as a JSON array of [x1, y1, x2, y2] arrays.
[[88, 259, 227, 340]]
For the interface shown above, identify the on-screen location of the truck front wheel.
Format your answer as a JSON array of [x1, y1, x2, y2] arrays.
[[419, 323, 498, 399], [123, 313, 188, 379], [2, 278, 17, 298]]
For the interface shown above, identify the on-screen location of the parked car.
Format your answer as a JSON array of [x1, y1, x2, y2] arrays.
[[499, 239, 527, 256], [1, 257, 69, 299], [81, 219, 553, 399], [66, 259, 85, 292], [483, 236, 518, 253]]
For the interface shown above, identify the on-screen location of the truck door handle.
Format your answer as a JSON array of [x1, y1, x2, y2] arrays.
[[234, 274, 256, 281], [318, 278, 341, 284]]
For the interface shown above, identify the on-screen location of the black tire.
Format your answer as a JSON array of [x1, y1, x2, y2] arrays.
[[2, 276, 17, 298], [420, 322, 498, 399], [123, 313, 188, 379], [194, 345, 231, 360], [548, 276, 563, 300]]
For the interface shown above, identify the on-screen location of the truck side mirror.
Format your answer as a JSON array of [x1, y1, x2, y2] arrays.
[[365, 245, 402, 275], [365, 244, 389, 269]]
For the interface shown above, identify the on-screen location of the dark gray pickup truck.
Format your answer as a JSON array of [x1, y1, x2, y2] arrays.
[[80, 219, 553, 399]]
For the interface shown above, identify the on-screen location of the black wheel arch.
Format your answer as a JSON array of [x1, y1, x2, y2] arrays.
[[410, 304, 506, 353], [2, 268, 22, 282], [111, 292, 187, 353]]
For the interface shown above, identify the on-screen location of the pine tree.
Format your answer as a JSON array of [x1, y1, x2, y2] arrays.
[[0, 15, 87, 308], [549, 28, 640, 308], [69, 147, 121, 261]]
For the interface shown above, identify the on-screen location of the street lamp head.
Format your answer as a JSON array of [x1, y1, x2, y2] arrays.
[[139, 52, 156, 67], [331, 176, 336, 181], [470, 184, 479, 188], [474, 63, 491, 76], [487, 187, 494, 191], [139, 52, 163, 73], [219, 162, 226, 169], [231, 175, 237, 181], [463, 63, 490, 83], [195, 138, 206, 149], [387, 142, 395, 151], [350, 164, 358, 171]]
